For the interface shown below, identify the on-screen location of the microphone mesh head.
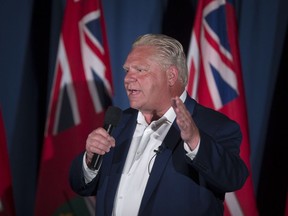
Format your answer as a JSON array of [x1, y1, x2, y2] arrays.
[[104, 106, 122, 126]]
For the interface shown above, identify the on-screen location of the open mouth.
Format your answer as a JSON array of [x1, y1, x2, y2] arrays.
[[128, 89, 140, 95]]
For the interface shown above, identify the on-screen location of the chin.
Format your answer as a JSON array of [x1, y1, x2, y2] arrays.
[[129, 101, 141, 110]]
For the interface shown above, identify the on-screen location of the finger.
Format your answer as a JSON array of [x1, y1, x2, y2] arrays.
[[91, 127, 110, 138], [172, 98, 190, 127], [172, 97, 187, 115], [171, 97, 178, 109], [86, 129, 114, 155]]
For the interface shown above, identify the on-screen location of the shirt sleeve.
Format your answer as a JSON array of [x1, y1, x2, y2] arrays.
[[82, 152, 98, 183], [184, 139, 200, 160]]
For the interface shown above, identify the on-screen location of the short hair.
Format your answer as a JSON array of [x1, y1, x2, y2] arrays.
[[132, 34, 188, 87]]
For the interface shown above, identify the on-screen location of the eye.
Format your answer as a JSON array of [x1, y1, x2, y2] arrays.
[[123, 66, 129, 73], [123, 65, 149, 73], [136, 67, 149, 73]]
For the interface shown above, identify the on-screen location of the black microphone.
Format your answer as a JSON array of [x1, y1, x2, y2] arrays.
[[89, 106, 122, 171], [154, 145, 164, 155]]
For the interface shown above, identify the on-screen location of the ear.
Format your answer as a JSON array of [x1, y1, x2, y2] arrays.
[[167, 65, 178, 86]]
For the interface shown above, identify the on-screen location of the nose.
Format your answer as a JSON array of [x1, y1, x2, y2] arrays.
[[124, 71, 136, 84]]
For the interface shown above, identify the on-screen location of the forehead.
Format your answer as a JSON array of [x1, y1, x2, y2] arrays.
[[125, 46, 158, 64]]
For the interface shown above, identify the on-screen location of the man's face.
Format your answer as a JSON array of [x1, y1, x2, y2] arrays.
[[123, 46, 171, 115]]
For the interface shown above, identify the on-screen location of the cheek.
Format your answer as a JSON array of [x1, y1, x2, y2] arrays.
[[142, 78, 156, 92]]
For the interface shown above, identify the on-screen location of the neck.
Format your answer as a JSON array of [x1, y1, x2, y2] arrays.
[[142, 109, 168, 124]]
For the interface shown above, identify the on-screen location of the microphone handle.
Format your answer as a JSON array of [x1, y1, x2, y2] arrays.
[[89, 124, 113, 170], [89, 153, 103, 171]]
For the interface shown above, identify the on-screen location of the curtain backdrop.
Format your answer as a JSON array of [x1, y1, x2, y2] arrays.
[[0, 0, 287, 215]]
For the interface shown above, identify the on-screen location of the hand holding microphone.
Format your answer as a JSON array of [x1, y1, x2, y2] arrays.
[[86, 106, 122, 170]]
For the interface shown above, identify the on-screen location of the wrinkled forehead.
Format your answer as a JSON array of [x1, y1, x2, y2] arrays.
[[125, 46, 160, 63], [124, 46, 172, 73]]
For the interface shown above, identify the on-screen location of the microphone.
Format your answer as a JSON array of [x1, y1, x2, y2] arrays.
[[154, 145, 164, 155], [89, 106, 122, 171]]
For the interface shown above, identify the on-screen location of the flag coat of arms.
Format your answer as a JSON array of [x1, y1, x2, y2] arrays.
[[186, 0, 258, 215], [34, 0, 113, 215]]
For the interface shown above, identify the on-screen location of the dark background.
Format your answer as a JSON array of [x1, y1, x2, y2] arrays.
[[0, 0, 287, 215]]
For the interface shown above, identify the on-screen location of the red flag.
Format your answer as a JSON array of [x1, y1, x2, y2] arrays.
[[0, 108, 16, 216], [34, 0, 113, 215], [187, 0, 258, 215]]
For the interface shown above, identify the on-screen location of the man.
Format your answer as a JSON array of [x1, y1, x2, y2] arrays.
[[69, 33, 249, 215]]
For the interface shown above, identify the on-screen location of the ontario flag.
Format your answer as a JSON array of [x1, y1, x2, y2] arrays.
[[34, 0, 113, 215], [0, 108, 16, 216], [186, 0, 259, 215]]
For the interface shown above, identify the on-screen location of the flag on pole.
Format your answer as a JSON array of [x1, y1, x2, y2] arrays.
[[34, 0, 113, 215], [186, 0, 258, 215], [0, 108, 16, 216]]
